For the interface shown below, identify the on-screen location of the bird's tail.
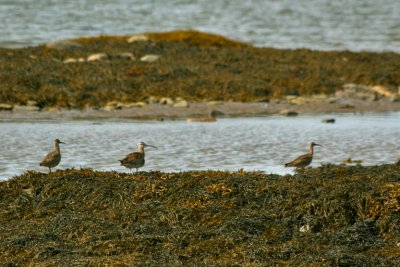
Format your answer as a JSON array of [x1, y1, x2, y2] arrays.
[[284, 162, 291, 167]]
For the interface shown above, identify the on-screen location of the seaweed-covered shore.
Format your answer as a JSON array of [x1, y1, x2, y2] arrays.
[[0, 30, 400, 118], [1, 164, 399, 266]]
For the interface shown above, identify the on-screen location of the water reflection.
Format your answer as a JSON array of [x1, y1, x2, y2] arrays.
[[0, 112, 399, 179]]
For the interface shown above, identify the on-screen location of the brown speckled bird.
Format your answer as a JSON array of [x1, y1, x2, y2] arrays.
[[285, 142, 322, 168], [119, 141, 157, 172], [40, 139, 65, 173]]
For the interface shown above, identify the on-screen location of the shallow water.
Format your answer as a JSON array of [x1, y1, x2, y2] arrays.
[[0, 113, 399, 180], [1, 0, 400, 52]]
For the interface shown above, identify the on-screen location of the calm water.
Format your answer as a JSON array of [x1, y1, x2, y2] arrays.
[[1, 113, 399, 180], [1, 0, 400, 52]]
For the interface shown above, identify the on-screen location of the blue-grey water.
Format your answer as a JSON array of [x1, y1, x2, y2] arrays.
[[1, 0, 400, 52], [1, 113, 399, 180]]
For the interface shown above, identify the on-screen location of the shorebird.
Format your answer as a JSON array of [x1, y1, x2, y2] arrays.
[[285, 142, 322, 168], [119, 141, 157, 172], [39, 139, 65, 173]]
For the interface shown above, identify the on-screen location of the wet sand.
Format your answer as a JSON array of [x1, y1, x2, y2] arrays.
[[1, 97, 399, 121]]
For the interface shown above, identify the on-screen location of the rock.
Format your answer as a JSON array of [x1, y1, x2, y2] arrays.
[[63, 58, 79, 63], [207, 100, 223, 105], [322, 118, 335, 123], [27, 100, 38, 107], [289, 96, 308, 105], [371, 85, 395, 97], [124, 102, 146, 108], [87, 53, 108, 62], [114, 52, 136, 61], [127, 34, 149, 43], [173, 100, 189, 108], [103, 106, 115, 112], [0, 103, 13, 111], [46, 40, 82, 50], [140, 54, 160, 63], [146, 96, 159, 104], [45, 107, 61, 112], [280, 109, 298, 116], [104, 101, 123, 111], [210, 110, 224, 117], [13, 105, 40, 112], [159, 97, 174, 106]]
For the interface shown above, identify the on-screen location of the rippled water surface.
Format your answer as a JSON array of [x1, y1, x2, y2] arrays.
[[1, 113, 399, 180], [1, 0, 400, 51]]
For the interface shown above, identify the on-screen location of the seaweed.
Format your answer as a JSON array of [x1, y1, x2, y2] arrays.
[[1, 164, 399, 265]]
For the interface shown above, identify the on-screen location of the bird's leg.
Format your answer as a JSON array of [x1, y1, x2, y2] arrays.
[[49, 167, 52, 173], [136, 168, 138, 173]]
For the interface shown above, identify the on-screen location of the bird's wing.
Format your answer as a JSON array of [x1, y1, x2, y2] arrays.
[[120, 152, 143, 164], [40, 151, 58, 165], [286, 153, 310, 166]]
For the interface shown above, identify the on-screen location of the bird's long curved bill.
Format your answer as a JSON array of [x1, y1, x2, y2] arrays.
[[147, 145, 158, 149]]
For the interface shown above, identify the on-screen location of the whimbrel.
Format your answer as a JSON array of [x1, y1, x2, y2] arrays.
[[39, 139, 65, 173], [285, 142, 322, 168], [119, 141, 157, 172]]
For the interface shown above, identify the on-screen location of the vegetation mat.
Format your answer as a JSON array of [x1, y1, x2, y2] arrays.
[[1, 163, 399, 266]]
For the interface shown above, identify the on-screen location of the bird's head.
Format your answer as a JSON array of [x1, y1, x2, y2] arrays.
[[139, 141, 157, 149], [55, 139, 65, 145], [311, 142, 321, 147]]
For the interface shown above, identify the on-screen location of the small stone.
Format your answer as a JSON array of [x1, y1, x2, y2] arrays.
[[280, 109, 298, 116], [146, 96, 159, 104], [322, 118, 335, 123], [290, 97, 307, 105], [127, 34, 149, 43], [124, 102, 146, 108], [159, 97, 174, 106], [173, 100, 189, 108], [140, 54, 160, 63], [87, 53, 108, 62], [104, 101, 123, 111], [46, 40, 83, 50], [27, 100, 38, 107], [207, 100, 223, 105], [46, 107, 61, 112], [13, 105, 40, 112], [63, 58, 78, 63], [210, 110, 224, 117], [0, 103, 13, 111], [371, 85, 395, 97]]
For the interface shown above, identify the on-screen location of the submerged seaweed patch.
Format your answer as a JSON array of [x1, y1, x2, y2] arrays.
[[0, 164, 399, 265]]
